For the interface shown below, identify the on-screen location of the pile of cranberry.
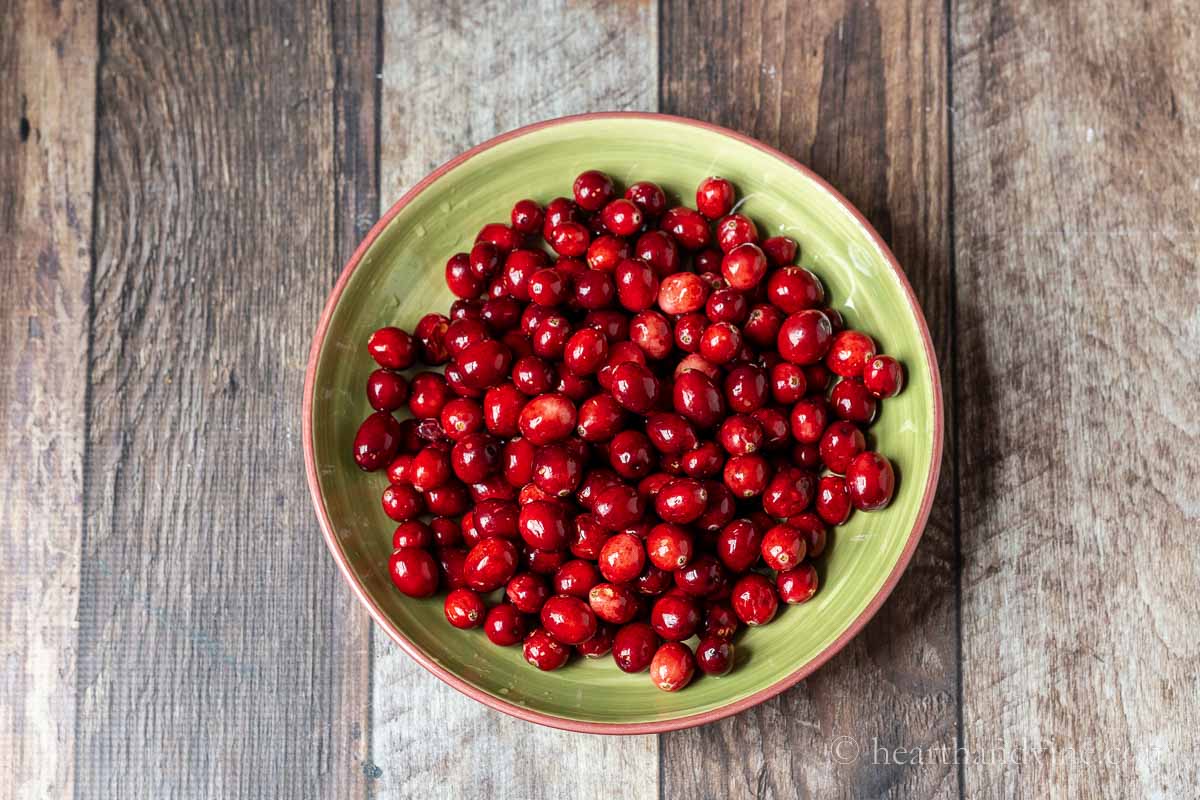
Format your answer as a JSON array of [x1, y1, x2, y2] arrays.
[[351, 171, 904, 692]]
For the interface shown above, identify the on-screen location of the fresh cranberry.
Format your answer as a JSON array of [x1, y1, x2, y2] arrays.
[[680, 441, 722, 479], [366, 370, 408, 413], [819, 420, 866, 474], [672, 370, 725, 428], [830, 378, 878, 423], [484, 604, 527, 646], [651, 592, 701, 641], [429, 517, 462, 548], [715, 414, 762, 456], [572, 394, 624, 442], [593, 484, 646, 531], [407, 445, 450, 492], [533, 443, 584, 497], [658, 272, 710, 315], [770, 362, 808, 404], [630, 310, 672, 360], [762, 235, 798, 266], [650, 642, 695, 691], [789, 512, 827, 558], [600, 198, 643, 236], [721, 243, 768, 291], [641, 413, 696, 455], [439, 399, 483, 442], [479, 383, 523, 437], [625, 181, 667, 218], [525, 267, 566, 307], [613, 622, 659, 673], [762, 468, 817, 518], [555, 369, 596, 402], [704, 601, 740, 639], [673, 554, 727, 597], [646, 523, 695, 570], [388, 548, 438, 597], [777, 563, 819, 604], [523, 628, 571, 670], [660, 207, 710, 250], [368, 326, 417, 370], [576, 623, 616, 658], [826, 330, 877, 377], [714, 213, 758, 253], [723, 364, 769, 414], [407, 372, 448, 420], [609, 361, 661, 414], [743, 303, 785, 349], [586, 234, 630, 273], [525, 547, 569, 575], [549, 222, 590, 257], [475, 222, 520, 254], [816, 475, 853, 524], [481, 297, 522, 333], [863, 354, 904, 398], [444, 588, 486, 629], [588, 582, 639, 624], [463, 537, 519, 592], [695, 176, 735, 219], [576, 468, 621, 510], [540, 594, 598, 645], [761, 524, 806, 571], [353, 411, 402, 471], [449, 298, 483, 321], [695, 637, 734, 675], [705, 288, 749, 324], [767, 266, 825, 313], [512, 498, 566, 549], [438, 547, 469, 589], [715, 519, 761, 573], [498, 437, 534, 488], [673, 313, 707, 353], [511, 199, 544, 234], [509, 355, 554, 397], [507, 572, 551, 614], [468, 242, 502, 282], [573, 170, 615, 211], [789, 398, 829, 443], [532, 314, 572, 360], [694, 481, 734, 532], [516, 392, 576, 445], [542, 197, 582, 238], [845, 451, 895, 511], [778, 309, 833, 365], [634, 562, 672, 596], [467, 472, 515, 504], [414, 313, 451, 364], [634, 230, 681, 277], [386, 453, 413, 485], [731, 573, 778, 626], [426, 481, 470, 516], [598, 531, 646, 583], [723, 454, 770, 498], [470, 499, 517, 540], [822, 307, 845, 332], [382, 483, 423, 522], [608, 430, 655, 479], [653, 478, 708, 524], [614, 258, 660, 312], [696, 321, 741, 364], [445, 252, 482, 298]]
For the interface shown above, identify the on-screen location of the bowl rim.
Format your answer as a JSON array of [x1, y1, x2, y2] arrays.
[[303, 111, 944, 735]]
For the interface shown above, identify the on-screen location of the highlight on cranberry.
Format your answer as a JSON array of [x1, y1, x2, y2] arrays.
[[353, 171, 905, 692]]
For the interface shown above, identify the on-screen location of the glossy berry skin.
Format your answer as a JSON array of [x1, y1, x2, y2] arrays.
[[650, 592, 702, 642], [673, 554, 727, 597], [654, 478, 709, 524], [392, 520, 433, 550], [762, 468, 817, 518], [540, 595, 598, 645], [660, 207, 711, 250], [589, 582, 639, 624], [696, 176, 735, 219], [723, 454, 770, 498], [630, 310, 673, 360], [608, 430, 655, 480], [646, 523, 695, 571], [673, 370, 725, 428], [704, 601, 740, 639], [830, 378, 878, 424], [511, 198, 544, 234], [743, 304, 785, 349], [414, 313, 452, 364], [443, 588, 486, 629], [634, 230, 681, 278], [777, 563, 820, 604], [695, 637, 734, 676], [474, 499, 520, 539], [721, 243, 769, 291], [518, 393, 577, 445], [778, 309, 834, 365], [650, 642, 695, 692], [615, 258, 660, 312], [598, 532, 646, 583], [766, 266, 824, 313], [533, 443, 584, 497], [430, 517, 462, 548], [553, 559, 602, 599], [367, 369, 409, 412], [576, 623, 616, 658], [445, 252, 482, 298], [368, 326, 417, 370], [789, 399, 830, 444], [601, 198, 644, 236], [586, 234, 631, 273], [576, 394, 627, 443], [706, 288, 749, 324], [524, 628, 571, 671], [410, 445, 452, 491], [388, 548, 439, 598], [506, 573, 551, 614], [612, 622, 659, 673], [409, 372, 451, 419], [518, 499, 569, 550], [731, 573, 778, 626], [476, 223, 520, 254], [819, 420, 866, 474], [573, 170, 615, 211], [609, 362, 661, 414], [353, 411, 402, 471], [770, 362, 807, 405], [635, 563, 674, 596], [762, 235, 798, 266], [549, 222, 590, 257], [525, 547, 569, 575], [699, 322, 743, 365], [718, 415, 764, 456], [382, 483, 424, 522], [845, 451, 896, 511], [625, 181, 668, 218], [724, 364, 769, 414], [484, 604, 527, 646], [715, 519, 762, 573], [658, 272, 710, 316], [826, 330, 877, 377], [463, 537, 519, 592], [563, 328, 608, 376], [863, 354, 905, 398], [761, 524, 806, 571], [527, 267, 567, 306], [714, 214, 758, 253], [816, 474, 853, 525], [789, 512, 828, 558]]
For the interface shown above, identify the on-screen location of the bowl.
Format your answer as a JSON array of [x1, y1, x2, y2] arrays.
[[304, 112, 942, 733]]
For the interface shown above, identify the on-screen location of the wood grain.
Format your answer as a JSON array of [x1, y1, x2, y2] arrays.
[[0, 2, 96, 798], [953, 1, 1200, 797], [372, 2, 658, 798], [75, 2, 375, 796], [661, 2, 959, 798]]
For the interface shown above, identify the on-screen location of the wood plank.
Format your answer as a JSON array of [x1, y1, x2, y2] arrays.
[[0, 2, 96, 798], [660, 2, 959, 798], [75, 3, 376, 795], [953, 1, 1200, 797], [372, 2, 658, 797]]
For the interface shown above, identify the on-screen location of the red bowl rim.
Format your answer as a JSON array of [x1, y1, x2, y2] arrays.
[[303, 111, 944, 735]]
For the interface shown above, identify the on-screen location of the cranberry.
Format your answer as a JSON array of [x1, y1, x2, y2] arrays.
[[542, 197, 582, 237], [673, 370, 725, 428], [644, 413, 698, 455], [721, 243, 768, 291], [576, 468, 621, 510], [586, 234, 631, 273], [698, 322, 742, 364], [825, 330, 876, 378], [635, 562, 673, 596], [496, 438, 534, 488], [650, 642, 695, 691], [704, 601, 740, 639], [743, 303, 785, 349], [767, 266, 825, 313], [681, 441, 723, 479], [695, 637, 734, 676], [414, 313, 451, 364], [353, 411, 402, 471], [519, 499, 571, 554], [653, 478, 708, 524], [410, 446, 452, 491], [549, 222, 590, 257], [609, 361, 661, 413], [731, 573, 778, 626], [673, 313, 707, 353], [770, 362, 808, 404], [673, 554, 727, 597], [539, 594, 598, 645], [608, 430, 655, 479], [450, 298, 483, 321], [511, 198, 544, 233], [714, 214, 758, 253], [444, 588, 486, 629], [789, 512, 827, 558], [614, 258, 660, 312], [407, 372, 448, 420], [630, 310, 673, 360], [660, 206, 710, 250], [761, 524, 806, 571], [510, 355, 554, 397], [430, 517, 462, 548], [463, 537, 519, 592], [368, 326, 417, 370], [715, 518, 762, 573], [445, 252, 482, 298], [445, 320, 491, 360], [695, 176, 735, 219], [481, 297, 522, 333], [845, 451, 896, 511], [723, 454, 770, 498], [382, 483, 424, 522], [575, 270, 617, 311], [762, 468, 817, 518], [821, 307, 845, 332], [533, 442, 584, 496], [555, 369, 596, 402], [524, 628, 571, 670], [469, 242, 502, 282], [819, 420, 866, 474], [777, 563, 819, 604], [476, 223, 520, 254], [598, 531, 646, 583], [366, 369, 408, 412], [816, 474, 853, 524], [613, 622, 659, 673], [574, 394, 626, 442], [634, 230, 681, 277], [658, 272, 710, 315], [778, 309, 833, 365], [645, 523, 694, 571], [439, 547, 469, 589], [762, 235, 798, 266], [506, 573, 551, 614], [525, 547, 569, 575], [593, 484, 646, 531], [863, 354, 904, 397], [625, 181, 667, 218], [789, 398, 829, 443], [717, 414, 764, 455], [573, 169, 615, 211], [706, 288, 749, 324], [532, 314, 571, 360], [564, 517, 603, 562], [526, 266, 566, 307], [484, 604, 527, 646], [388, 548, 438, 598], [650, 592, 701, 641], [599, 198, 642, 236], [386, 453, 413, 485], [830, 378, 878, 424], [517, 393, 576, 445]]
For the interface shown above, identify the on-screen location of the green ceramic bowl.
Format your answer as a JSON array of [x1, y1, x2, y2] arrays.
[[304, 113, 942, 733]]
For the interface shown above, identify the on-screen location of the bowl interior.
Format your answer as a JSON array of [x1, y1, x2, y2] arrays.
[[308, 116, 938, 728]]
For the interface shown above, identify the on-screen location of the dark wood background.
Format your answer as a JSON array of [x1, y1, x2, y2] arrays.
[[2, 1, 1196, 798]]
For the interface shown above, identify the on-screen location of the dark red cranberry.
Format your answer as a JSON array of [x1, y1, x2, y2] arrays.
[[717, 414, 764, 456], [468, 242, 502, 282], [716, 519, 762, 573], [408, 372, 449, 420], [574, 394, 626, 442], [573, 169, 615, 211], [704, 601, 740, 639], [576, 468, 621, 510], [830, 378, 878, 424], [609, 361, 661, 414], [635, 562, 673, 596], [530, 443, 583, 498], [443, 588, 486, 629], [543, 196, 583, 239], [698, 322, 743, 364], [694, 248, 723, 273], [695, 637, 734, 675], [864, 355, 905, 398], [695, 176, 735, 219], [474, 499, 520, 539], [657, 272, 710, 315], [555, 369, 596, 402], [644, 413, 698, 455], [634, 230, 681, 278], [673, 370, 725, 428], [525, 547, 569, 575], [762, 235, 798, 266], [721, 243, 768, 291], [438, 547, 468, 590], [789, 512, 827, 558], [549, 222, 590, 257], [778, 309, 833, 365], [751, 406, 790, 449], [724, 364, 769, 413], [650, 642, 695, 692], [517, 393, 577, 445], [511, 198, 544, 234], [540, 594, 598, 645], [481, 297, 523, 333], [575, 270, 617, 310], [819, 420, 866, 474], [723, 454, 770, 498], [517, 499, 570, 550], [559, 328, 606, 376], [353, 411, 402, 471], [826, 330, 877, 377], [429, 517, 461, 548], [695, 481, 736, 532], [625, 181, 667, 218], [501, 436, 536, 487], [845, 451, 895, 511], [731, 573, 778, 626], [705, 288, 749, 324], [531, 314, 571, 360], [409, 445, 451, 491], [475, 222, 520, 254], [449, 298, 483, 321], [681, 441, 723, 479], [777, 563, 819, 604], [588, 582, 639, 624], [816, 474, 853, 525], [368, 326, 417, 370], [445, 317, 490, 356], [483, 384, 525, 439], [766, 266, 823, 313], [392, 520, 433, 549], [463, 537, 519, 592], [388, 548, 438, 597], [612, 622, 659, 673], [366, 370, 409, 412], [714, 213, 758, 253], [457, 340, 513, 391], [445, 252, 482, 298], [527, 266, 568, 307], [484, 603, 527, 646], [614, 258, 659, 312], [743, 303, 785, 349], [507, 572, 551, 614], [674, 554, 727, 597], [414, 313, 451, 364], [770, 362, 808, 404], [650, 591, 701, 642], [661, 206, 711, 250], [646, 524, 694, 571], [762, 468, 817, 518], [598, 532, 646, 583], [821, 307, 845, 332], [467, 473, 515, 504], [570, 514, 608, 559], [608, 430, 656, 480], [654, 478, 708, 524], [761, 524, 806, 571], [789, 398, 829, 444], [593, 484, 646, 531], [673, 313, 708, 353], [601, 198, 643, 236], [576, 623, 616, 658], [523, 628, 571, 670], [510, 355, 555, 397], [386, 453, 413, 485], [382, 483, 424, 522], [586, 234, 631, 273]]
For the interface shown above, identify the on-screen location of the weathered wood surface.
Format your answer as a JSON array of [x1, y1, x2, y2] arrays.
[[660, 1, 959, 797], [0, 2, 96, 798], [73, 2, 375, 797], [369, 2, 660, 798], [952, 1, 1200, 798]]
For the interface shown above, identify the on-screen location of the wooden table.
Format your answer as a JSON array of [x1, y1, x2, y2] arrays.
[[3, 1, 1197, 797]]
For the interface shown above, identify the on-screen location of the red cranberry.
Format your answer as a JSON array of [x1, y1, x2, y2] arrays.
[[778, 309, 834, 365], [613, 622, 659, 672], [717, 414, 764, 456], [500, 437, 536, 487], [386, 453, 413, 485], [751, 407, 790, 449], [634, 230, 681, 277], [767, 266, 825, 313], [440, 398, 484, 441], [511, 355, 555, 396], [650, 642, 695, 691], [863, 354, 904, 397], [695, 481, 736, 532], [609, 361, 661, 414], [475, 223, 520, 254], [723, 454, 770, 498], [517, 498, 570, 550], [789, 398, 830, 444], [601, 198, 643, 236], [543, 196, 582, 238], [673, 370, 725, 428], [353, 411, 402, 471], [694, 249, 723, 273], [674, 554, 727, 597], [761, 524, 806, 571], [426, 480, 470, 516], [575, 270, 618, 311], [481, 297, 522, 333], [762, 235, 798, 266], [598, 532, 646, 583], [625, 181, 667, 218], [658, 272, 710, 315], [408, 372, 449, 420], [573, 169, 615, 211], [696, 176, 735, 219], [414, 313, 451, 364], [533, 443, 584, 496], [470, 499, 517, 540], [549, 222, 590, 257], [444, 588, 486, 629], [463, 537, 519, 592], [586, 234, 631, 273], [574, 394, 625, 442], [777, 563, 819, 604], [523, 628, 571, 670], [654, 478, 708, 524], [721, 243, 768, 291], [467, 473, 515, 504], [511, 199, 544, 234], [762, 468, 817, 518], [715, 213, 758, 253], [816, 475, 853, 524], [789, 512, 827, 558], [826, 330, 877, 377], [576, 623, 616, 658], [540, 594, 598, 645], [450, 298, 483, 321], [646, 523, 695, 571], [507, 573, 551, 614], [819, 420, 866, 474], [382, 483, 424, 522], [681, 441, 723, 479], [388, 548, 438, 597], [716, 519, 762, 573], [644, 413, 699, 455], [609, 430, 655, 479], [481, 383, 524, 437], [615, 258, 660, 312], [695, 637, 734, 676], [630, 310, 673, 360], [532, 314, 572, 360], [821, 307, 845, 332], [576, 468, 620, 510], [368, 326, 417, 370], [484, 604, 527, 646], [429, 517, 462, 548], [525, 547, 569, 575], [704, 601, 740, 639], [517, 393, 576, 445], [651, 592, 701, 641], [589, 582, 639, 624], [445, 319, 491, 358], [744, 303, 785, 349], [526, 267, 567, 307], [673, 313, 708, 353], [845, 451, 896, 511], [445, 252, 482, 298], [661, 206, 710, 250], [565, 516, 604, 562], [593, 484, 646, 531], [770, 362, 808, 404], [706, 288, 749, 324], [830, 378, 878, 424], [698, 322, 743, 364], [731, 573, 778, 626], [635, 562, 673, 596], [410, 446, 452, 491], [438, 547, 468, 589], [367, 370, 409, 412], [469, 242, 502, 282]]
